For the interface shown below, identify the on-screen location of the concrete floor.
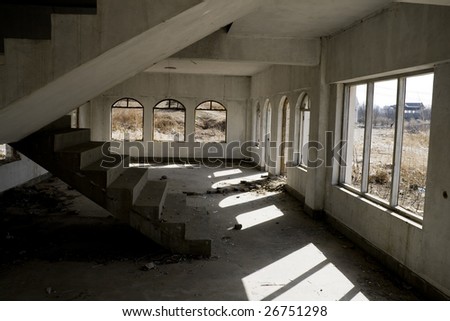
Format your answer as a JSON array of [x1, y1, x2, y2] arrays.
[[0, 163, 418, 300]]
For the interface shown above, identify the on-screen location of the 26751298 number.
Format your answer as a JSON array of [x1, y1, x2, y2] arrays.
[[264, 305, 327, 317]]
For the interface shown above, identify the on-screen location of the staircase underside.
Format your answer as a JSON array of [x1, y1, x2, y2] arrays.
[[0, 0, 262, 143], [12, 116, 212, 256]]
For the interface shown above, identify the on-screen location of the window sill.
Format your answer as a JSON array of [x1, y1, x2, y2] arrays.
[[336, 184, 423, 227]]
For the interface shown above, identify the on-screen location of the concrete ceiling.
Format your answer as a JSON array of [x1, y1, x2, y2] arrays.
[[229, 0, 450, 38], [228, 0, 392, 38], [146, 0, 450, 76]]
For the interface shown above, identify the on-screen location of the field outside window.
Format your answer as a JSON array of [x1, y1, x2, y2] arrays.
[[341, 72, 433, 218], [195, 101, 227, 143], [111, 98, 143, 141]]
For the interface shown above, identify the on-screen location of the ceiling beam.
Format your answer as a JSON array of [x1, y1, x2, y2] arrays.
[[173, 30, 321, 66]]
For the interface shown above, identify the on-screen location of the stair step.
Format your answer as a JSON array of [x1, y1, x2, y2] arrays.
[[53, 129, 91, 151], [82, 154, 129, 188], [106, 168, 148, 222], [59, 141, 108, 169], [162, 194, 211, 241], [129, 214, 211, 257], [133, 180, 168, 220]]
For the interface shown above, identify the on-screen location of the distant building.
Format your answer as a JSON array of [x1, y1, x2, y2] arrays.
[[404, 102, 425, 120], [388, 102, 425, 120]]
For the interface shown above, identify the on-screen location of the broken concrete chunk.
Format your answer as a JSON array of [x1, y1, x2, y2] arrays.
[[141, 262, 156, 271]]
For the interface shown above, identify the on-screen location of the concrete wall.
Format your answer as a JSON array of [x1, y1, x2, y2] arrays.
[[323, 3, 450, 296], [0, 154, 47, 193], [247, 3, 450, 296], [327, 3, 450, 83], [250, 64, 324, 213], [89, 72, 250, 159]]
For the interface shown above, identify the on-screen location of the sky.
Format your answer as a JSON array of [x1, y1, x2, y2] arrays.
[[356, 72, 434, 108]]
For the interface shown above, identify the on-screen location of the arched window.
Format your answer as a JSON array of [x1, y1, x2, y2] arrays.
[[296, 94, 310, 167], [195, 100, 227, 143], [153, 99, 186, 141], [280, 97, 290, 175], [255, 103, 261, 146], [111, 98, 144, 141]]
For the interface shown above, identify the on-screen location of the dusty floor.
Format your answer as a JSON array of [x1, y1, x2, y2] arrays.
[[0, 163, 419, 300]]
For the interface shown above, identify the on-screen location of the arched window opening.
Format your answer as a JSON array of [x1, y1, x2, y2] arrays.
[[153, 99, 186, 142], [297, 94, 311, 167], [195, 101, 227, 143], [280, 97, 290, 175], [111, 98, 144, 141], [255, 103, 261, 146]]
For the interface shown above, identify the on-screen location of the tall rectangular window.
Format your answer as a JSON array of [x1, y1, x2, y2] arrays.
[[398, 73, 433, 214], [341, 72, 434, 219], [343, 84, 366, 190], [368, 79, 397, 203]]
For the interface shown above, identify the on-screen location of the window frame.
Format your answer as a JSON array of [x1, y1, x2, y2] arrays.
[[111, 97, 144, 142], [339, 69, 434, 223], [194, 100, 227, 143], [153, 99, 187, 142], [255, 103, 261, 147], [294, 93, 311, 168]]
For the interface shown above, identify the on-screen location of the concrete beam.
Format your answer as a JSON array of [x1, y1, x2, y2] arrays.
[[173, 30, 321, 66], [0, 0, 262, 143]]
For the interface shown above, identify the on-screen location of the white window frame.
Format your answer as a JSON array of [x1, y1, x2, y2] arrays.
[[339, 70, 434, 223]]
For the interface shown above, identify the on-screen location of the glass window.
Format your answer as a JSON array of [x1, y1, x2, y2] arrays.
[[111, 98, 144, 141], [341, 72, 434, 218], [195, 101, 226, 143], [153, 99, 186, 142]]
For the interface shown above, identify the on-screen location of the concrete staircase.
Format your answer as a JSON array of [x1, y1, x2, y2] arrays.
[[0, 0, 261, 143], [12, 116, 211, 256]]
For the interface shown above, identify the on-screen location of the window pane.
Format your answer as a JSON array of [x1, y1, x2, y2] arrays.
[[113, 99, 128, 107], [0, 144, 6, 160], [154, 109, 185, 141], [256, 106, 261, 146], [300, 110, 310, 166], [368, 79, 397, 202], [399, 73, 433, 215], [344, 84, 366, 190], [197, 102, 210, 110], [195, 110, 226, 142], [128, 100, 143, 108], [111, 108, 143, 141], [211, 101, 226, 110]]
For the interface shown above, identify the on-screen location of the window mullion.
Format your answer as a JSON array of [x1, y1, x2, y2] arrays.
[[390, 77, 406, 207], [361, 82, 374, 194], [340, 85, 351, 182]]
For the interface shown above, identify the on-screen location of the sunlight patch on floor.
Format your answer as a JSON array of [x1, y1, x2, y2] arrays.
[[211, 173, 268, 189], [219, 192, 279, 208], [349, 292, 369, 301], [213, 168, 242, 178], [235, 205, 284, 230], [130, 163, 198, 169], [242, 243, 327, 301], [242, 243, 367, 301], [272, 263, 365, 301]]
